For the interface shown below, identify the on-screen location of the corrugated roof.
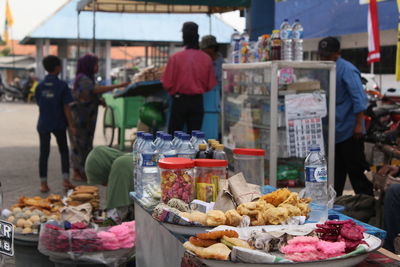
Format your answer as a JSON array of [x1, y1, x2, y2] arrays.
[[21, 0, 234, 45]]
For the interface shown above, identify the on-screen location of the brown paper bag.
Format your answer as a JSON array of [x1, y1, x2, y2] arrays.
[[229, 173, 261, 205], [61, 203, 92, 224], [213, 179, 236, 212]]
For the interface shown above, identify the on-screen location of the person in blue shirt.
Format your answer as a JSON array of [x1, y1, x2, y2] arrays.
[[35, 55, 76, 193], [318, 37, 373, 197]]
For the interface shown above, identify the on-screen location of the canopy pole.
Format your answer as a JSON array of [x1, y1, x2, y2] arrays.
[[77, 11, 81, 58], [208, 14, 212, 34], [370, 62, 374, 74], [92, 0, 96, 54]]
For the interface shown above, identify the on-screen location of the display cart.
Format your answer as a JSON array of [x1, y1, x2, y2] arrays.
[[102, 80, 164, 150], [221, 61, 336, 188]]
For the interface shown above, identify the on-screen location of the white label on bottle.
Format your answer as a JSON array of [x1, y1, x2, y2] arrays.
[[305, 166, 327, 182]]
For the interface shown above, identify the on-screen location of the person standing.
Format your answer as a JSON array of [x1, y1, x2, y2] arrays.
[[162, 22, 216, 134], [70, 54, 129, 181], [318, 37, 373, 196], [35, 55, 76, 193], [200, 35, 224, 140]]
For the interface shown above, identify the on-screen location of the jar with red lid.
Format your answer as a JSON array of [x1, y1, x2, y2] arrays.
[[233, 148, 265, 187], [159, 157, 195, 204], [194, 159, 228, 202]]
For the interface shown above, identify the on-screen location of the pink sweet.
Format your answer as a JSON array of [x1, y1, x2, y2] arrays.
[[316, 240, 346, 255], [287, 236, 319, 245], [281, 244, 317, 254]]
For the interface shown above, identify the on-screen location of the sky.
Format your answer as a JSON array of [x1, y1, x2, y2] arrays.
[[0, 0, 245, 40]]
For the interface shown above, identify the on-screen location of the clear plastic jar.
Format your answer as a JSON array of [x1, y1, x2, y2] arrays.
[[194, 159, 228, 202], [233, 148, 265, 187], [159, 157, 195, 204]]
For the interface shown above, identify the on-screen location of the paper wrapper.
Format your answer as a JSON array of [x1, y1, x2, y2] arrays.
[[229, 173, 261, 205], [61, 203, 92, 224], [213, 179, 236, 212]]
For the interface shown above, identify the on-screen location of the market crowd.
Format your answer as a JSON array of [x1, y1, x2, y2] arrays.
[[34, 21, 400, 252]]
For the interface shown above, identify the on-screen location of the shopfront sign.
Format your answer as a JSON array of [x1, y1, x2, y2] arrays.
[[0, 220, 14, 256]]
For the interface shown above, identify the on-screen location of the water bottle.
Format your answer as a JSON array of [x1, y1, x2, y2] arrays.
[[157, 133, 177, 159], [172, 131, 183, 148], [304, 145, 328, 223], [192, 132, 207, 152], [196, 144, 208, 159], [177, 133, 196, 159], [133, 131, 144, 194], [153, 131, 164, 149], [280, 19, 292, 61], [231, 30, 241, 64], [190, 130, 200, 145], [138, 133, 159, 199], [291, 19, 304, 61], [213, 144, 227, 160]]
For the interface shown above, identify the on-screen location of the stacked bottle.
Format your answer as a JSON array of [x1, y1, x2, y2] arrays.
[[291, 19, 304, 61], [280, 19, 292, 61]]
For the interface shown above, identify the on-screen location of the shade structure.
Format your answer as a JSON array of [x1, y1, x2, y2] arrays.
[[76, 0, 251, 13]]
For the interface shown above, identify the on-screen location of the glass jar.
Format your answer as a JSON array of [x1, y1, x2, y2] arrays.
[[194, 159, 228, 202], [233, 148, 265, 187], [159, 157, 195, 204]]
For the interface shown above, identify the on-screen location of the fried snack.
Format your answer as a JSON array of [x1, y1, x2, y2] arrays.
[[278, 204, 301, 217], [189, 236, 219, 247], [183, 241, 231, 260], [221, 236, 252, 249], [20, 197, 51, 210], [250, 211, 265, 226], [299, 197, 312, 204], [47, 194, 62, 202], [197, 230, 239, 240], [75, 185, 98, 192], [179, 211, 207, 225], [261, 188, 291, 207], [225, 209, 242, 227], [70, 193, 94, 201], [206, 210, 226, 226], [297, 203, 311, 217], [263, 207, 289, 225], [281, 192, 299, 206], [237, 200, 273, 216]]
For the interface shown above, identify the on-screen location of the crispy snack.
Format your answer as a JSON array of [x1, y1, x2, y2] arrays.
[[189, 236, 219, 247], [261, 188, 291, 207], [75, 185, 98, 192], [47, 194, 62, 202], [197, 230, 239, 240], [206, 210, 226, 226], [180, 211, 207, 225], [183, 241, 231, 260], [225, 209, 242, 227], [19, 197, 51, 210], [297, 203, 311, 217], [281, 192, 299, 206], [237, 200, 273, 216], [250, 211, 265, 226], [263, 207, 289, 225], [278, 204, 302, 217], [70, 193, 94, 201], [221, 236, 252, 249], [299, 197, 312, 204]]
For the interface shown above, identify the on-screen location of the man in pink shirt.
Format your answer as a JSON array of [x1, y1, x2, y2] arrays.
[[162, 22, 217, 134]]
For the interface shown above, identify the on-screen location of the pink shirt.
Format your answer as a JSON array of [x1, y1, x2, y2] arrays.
[[162, 48, 217, 95]]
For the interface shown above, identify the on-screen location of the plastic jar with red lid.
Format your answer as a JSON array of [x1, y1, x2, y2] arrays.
[[159, 157, 195, 203], [194, 159, 228, 202], [233, 148, 265, 187]]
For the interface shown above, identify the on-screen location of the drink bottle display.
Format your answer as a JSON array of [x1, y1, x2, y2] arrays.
[[280, 19, 293, 61], [176, 133, 196, 159]]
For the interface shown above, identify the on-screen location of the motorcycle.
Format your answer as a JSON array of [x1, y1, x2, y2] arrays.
[[0, 82, 23, 102]]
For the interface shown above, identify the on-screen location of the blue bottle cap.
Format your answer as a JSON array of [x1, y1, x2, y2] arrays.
[[197, 132, 205, 138], [309, 144, 320, 152], [163, 134, 173, 141], [181, 133, 190, 141]]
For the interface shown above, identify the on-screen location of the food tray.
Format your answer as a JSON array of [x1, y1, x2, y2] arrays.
[[199, 233, 382, 267], [161, 222, 212, 236]]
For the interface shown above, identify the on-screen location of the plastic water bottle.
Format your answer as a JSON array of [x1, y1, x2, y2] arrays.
[[157, 133, 177, 159], [172, 131, 183, 148], [177, 133, 196, 159], [190, 130, 200, 145], [192, 132, 207, 152], [231, 30, 241, 64], [137, 133, 159, 199], [153, 131, 164, 149], [133, 131, 144, 194], [291, 19, 304, 61], [304, 145, 328, 223], [213, 144, 227, 160], [280, 19, 292, 61]]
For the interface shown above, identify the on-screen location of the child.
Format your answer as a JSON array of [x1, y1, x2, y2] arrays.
[[35, 55, 76, 193]]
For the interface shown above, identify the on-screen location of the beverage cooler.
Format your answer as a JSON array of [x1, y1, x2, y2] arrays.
[[221, 61, 336, 188]]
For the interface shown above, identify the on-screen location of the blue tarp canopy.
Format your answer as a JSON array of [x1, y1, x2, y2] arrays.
[[275, 0, 397, 39], [21, 0, 234, 45], [77, 0, 250, 13]]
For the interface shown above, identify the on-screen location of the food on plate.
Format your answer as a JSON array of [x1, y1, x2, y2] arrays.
[[261, 188, 291, 207], [280, 192, 299, 206], [263, 207, 289, 225], [225, 209, 242, 227], [66, 187, 100, 210], [183, 241, 231, 260], [197, 230, 239, 240], [206, 210, 226, 226], [248, 229, 287, 253], [280, 236, 345, 262], [278, 204, 301, 217], [221, 236, 252, 249], [16, 218, 26, 228], [167, 198, 190, 212], [7, 216, 15, 223], [297, 203, 310, 217], [316, 220, 366, 252], [180, 211, 207, 225], [22, 227, 33, 234], [74, 186, 99, 193], [189, 236, 219, 247]]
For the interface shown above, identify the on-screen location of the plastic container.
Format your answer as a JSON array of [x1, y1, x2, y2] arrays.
[[194, 159, 228, 202], [233, 148, 265, 186], [159, 157, 195, 203]]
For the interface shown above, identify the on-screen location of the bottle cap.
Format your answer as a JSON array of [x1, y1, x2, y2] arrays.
[[199, 144, 207, 151], [309, 145, 320, 152], [216, 144, 224, 151], [163, 134, 173, 141], [181, 134, 190, 141], [208, 139, 216, 144], [211, 141, 219, 149]]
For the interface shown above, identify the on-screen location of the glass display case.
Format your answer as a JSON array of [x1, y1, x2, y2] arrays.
[[222, 61, 336, 188]]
